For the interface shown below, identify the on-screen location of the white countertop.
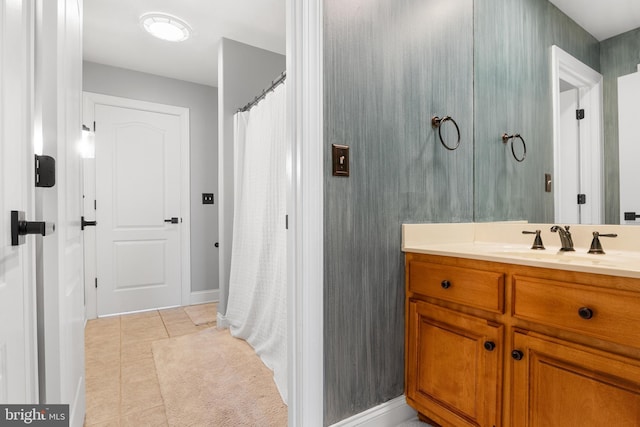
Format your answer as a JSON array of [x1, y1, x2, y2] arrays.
[[402, 222, 640, 279]]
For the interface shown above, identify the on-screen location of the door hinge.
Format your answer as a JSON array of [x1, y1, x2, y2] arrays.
[[285, 215, 289, 230], [35, 154, 56, 188], [95, 278, 98, 288], [94, 200, 97, 210], [577, 193, 586, 204], [93, 121, 96, 132], [576, 109, 585, 120]]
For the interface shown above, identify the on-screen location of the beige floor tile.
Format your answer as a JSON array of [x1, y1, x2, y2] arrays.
[[164, 320, 200, 337], [84, 416, 121, 427], [86, 316, 120, 330], [121, 316, 165, 332], [121, 327, 168, 344], [121, 339, 158, 362], [85, 365, 121, 396], [158, 308, 190, 324], [85, 387, 120, 425], [119, 310, 160, 320], [121, 357, 157, 384], [121, 377, 164, 415], [85, 360, 120, 383], [120, 405, 168, 427]]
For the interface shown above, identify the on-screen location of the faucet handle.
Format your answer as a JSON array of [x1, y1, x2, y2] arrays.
[[588, 232, 618, 254], [522, 230, 545, 250]]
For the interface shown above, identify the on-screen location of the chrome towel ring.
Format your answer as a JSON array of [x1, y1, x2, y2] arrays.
[[431, 116, 461, 151], [502, 133, 526, 162]]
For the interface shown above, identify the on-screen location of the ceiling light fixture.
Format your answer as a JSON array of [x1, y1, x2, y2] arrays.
[[140, 12, 191, 42]]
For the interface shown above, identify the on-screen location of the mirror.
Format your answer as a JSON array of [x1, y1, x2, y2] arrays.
[[473, 0, 640, 225]]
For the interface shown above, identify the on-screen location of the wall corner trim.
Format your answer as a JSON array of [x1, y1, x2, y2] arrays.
[[329, 396, 417, 427]]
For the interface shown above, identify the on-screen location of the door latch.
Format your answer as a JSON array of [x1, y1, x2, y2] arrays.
[[11, 210, 55, 246], [164, 217, 179, 224]]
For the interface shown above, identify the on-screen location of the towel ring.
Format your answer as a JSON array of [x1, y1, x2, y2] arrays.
[[502, 133, 526, 162], [432, 116, 461, 151]]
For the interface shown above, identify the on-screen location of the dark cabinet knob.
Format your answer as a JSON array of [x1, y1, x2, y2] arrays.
[[484, 341, 496, 351], [578, 307, 593, 320], [511, 349, 524, 361], [441, 280, 451, 289], [214, 242, 219, 248]]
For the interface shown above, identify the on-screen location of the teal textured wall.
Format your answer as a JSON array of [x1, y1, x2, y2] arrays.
[[600, 28, 640, 224], [324, 0, 607, 424], [323, 0, 474, 424], [474, 0, 599, 222]]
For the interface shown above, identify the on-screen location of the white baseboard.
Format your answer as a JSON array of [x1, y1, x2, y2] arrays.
[[189, 289, 219, 305], [330, 395, 417, 427]]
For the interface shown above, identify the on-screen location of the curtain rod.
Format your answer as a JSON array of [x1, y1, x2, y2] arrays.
[[238, 71, 287, 112]]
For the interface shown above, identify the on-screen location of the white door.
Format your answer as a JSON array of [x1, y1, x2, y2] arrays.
[[0, 0, 38, 403], [36, 0, 85, 424], [552, 46, 603, 225], [94, 103, 186, 315], [558, 87, 581, 223], [618, 66, 640, 225]]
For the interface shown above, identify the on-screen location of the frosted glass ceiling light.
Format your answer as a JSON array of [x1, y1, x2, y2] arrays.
[[140, 12, 191, 42]]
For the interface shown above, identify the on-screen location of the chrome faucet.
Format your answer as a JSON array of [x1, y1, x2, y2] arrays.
[[550, 225, 575, 251]]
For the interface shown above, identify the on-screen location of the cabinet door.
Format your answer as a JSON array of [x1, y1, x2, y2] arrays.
[[511, 332, 640, 426], [406, 300, 503, 427]]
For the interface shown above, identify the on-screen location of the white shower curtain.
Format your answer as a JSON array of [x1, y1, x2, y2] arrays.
[[226, 82, 287, 403]]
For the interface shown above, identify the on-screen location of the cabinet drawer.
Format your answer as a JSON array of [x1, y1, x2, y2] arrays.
[[513, 276, 640, 349], [408, 261, 504, 313]]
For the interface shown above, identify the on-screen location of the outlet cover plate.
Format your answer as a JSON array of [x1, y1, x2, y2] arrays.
[[202, 193, 214, 204]]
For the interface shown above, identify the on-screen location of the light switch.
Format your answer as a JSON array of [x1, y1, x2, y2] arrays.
[[332, 144, 350, 177], [544, 173, 552, 193]]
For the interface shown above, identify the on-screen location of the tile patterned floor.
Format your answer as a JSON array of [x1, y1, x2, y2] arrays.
[[84, 303, 217, 426]]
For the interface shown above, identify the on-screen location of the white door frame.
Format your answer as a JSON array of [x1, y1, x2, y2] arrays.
[[0, 0, 39, 403], [286, 0, 324, 425], [82, 92, 191, 319], [551, 45, 604, 224]]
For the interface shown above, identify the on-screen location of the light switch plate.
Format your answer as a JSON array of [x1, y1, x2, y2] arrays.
[[332, 144, 350, 177]]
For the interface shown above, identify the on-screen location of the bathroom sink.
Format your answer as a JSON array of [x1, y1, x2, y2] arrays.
[[488, 247, 640, 269]]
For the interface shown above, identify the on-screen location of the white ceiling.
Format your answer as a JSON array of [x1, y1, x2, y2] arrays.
[[548, 0, 640, 41], [84, 1, 640, 88], [83, 0, 286, 87]]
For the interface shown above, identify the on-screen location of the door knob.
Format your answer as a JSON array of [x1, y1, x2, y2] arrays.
[[11, 210, 55, 246], [164, 217, 179, 224]]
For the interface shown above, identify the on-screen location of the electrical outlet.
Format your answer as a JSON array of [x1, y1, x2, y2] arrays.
[[202, 193, 214, 204]]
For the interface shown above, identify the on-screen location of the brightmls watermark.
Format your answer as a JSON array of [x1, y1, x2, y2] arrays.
[[0, 405, 68, 426]]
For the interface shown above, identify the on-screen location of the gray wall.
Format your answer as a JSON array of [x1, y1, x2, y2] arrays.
[[217, 38, 286, 317], [600, 27, 640, 224], [323, 0, 474, 423], [323, 0, 601, 423], [474, 0, 600, 223], [83, 61, 218, 294]]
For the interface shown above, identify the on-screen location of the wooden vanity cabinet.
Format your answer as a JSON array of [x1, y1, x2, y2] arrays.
[[406, 300, 503, 427], [405, 252, 640, 427], [405, 254, 506, 427], [511, 332, 640, 426]]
